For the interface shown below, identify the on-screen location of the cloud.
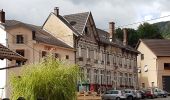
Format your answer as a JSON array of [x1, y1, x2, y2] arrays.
[[0, 0, 170, 29]]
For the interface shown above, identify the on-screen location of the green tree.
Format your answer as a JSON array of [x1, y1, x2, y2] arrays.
[[116, 28, 139, 47], [137, 22, 162, 39], [10, 55, 80, 100]]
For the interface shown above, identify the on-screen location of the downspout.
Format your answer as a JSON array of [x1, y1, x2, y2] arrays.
[[156, 57, 159, 88]]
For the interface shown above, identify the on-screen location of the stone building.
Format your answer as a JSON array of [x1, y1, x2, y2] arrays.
[[43, 7, 139, 91]]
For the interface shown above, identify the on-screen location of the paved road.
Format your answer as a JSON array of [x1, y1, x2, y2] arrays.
[[145, 96, 170, 100]]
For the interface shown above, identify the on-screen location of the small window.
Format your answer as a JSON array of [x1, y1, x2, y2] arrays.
[[66, 55, 69, 59], [16, 50, 25, 66], [164, 63, 170, 70], [141, 54, 144, 60], [16, 35, 24, 44], [151, 82, 154, 87], [142, 83, 145, 88], [42, 51, 47, 57], [85, 27, 88, 34], [16, 50, 24, 57], [55, 53, 59, 58]]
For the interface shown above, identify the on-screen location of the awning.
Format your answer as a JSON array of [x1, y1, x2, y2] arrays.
[[0, 43, 27, 61]]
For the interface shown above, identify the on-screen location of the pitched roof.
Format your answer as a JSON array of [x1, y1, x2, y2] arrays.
[[63, 12, 90, 34], [0, 43, 26, 61], [97, 28, 138, 53], [140, 39, 170, 56], [5, 20, 73, 49]]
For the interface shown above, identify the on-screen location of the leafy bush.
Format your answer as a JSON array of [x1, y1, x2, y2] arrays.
[[10, 55, 80, 100]]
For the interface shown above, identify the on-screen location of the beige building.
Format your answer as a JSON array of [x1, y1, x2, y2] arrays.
[[43, 7, 139, 91], [137, 39, 170, 92], [5, 20, 75, 97]]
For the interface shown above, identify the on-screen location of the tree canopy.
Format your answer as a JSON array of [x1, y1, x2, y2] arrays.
[[10, 55, 80, 100], [115, 22, 163, 47]]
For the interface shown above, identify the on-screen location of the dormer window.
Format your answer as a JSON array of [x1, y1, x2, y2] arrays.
[[16, 35, 24, 44], [85, 27, 88, 34]]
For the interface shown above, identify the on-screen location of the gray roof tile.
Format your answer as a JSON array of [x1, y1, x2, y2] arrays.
[[63, 12, 90, 34]]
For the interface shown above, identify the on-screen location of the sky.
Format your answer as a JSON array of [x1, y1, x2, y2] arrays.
[[1, 0, 170, 97]]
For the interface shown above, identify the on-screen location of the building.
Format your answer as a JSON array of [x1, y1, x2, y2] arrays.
[[4, 7, 139, 97], [43, 7, 139, 91], [137, 39, 170, 92], [0, 10, 26, 98], [5, 20, 75, 97]]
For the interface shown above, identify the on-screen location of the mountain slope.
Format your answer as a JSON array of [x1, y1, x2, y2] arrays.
[[153, 21, 170, 39]]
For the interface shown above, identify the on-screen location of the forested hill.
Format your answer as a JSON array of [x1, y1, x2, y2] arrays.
[[115, 21, 170, 48], [153, 21, 170, 39]]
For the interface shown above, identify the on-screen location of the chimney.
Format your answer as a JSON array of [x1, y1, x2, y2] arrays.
[[109, 22, 115, 41], [0, 9, 5, 23], [54, 7, 59, 16], [123, 28, 128, 45]]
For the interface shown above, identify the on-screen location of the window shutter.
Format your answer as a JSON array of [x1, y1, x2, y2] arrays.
[[13, 35, 16, 44]]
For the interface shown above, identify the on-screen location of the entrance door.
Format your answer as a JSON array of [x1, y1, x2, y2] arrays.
[[162, 76, 170, 92]]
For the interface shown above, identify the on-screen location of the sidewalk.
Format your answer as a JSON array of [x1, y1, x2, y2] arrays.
[[77, 95, 101, 100]]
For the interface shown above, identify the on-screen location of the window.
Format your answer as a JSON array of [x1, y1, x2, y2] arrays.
[[87, 69, 91, 82], [16, 35, 24, 44], [16, 50, 24, 56], [141, 54, 144, 60], [107, 71, 111, 85], [80, 68, 84, 79], [85, 27, 88, 34], [86, 47, 90, 58], [142, 83, 145, 88], [100, 70, 104, 84], [94, 69, 98, 83], [16, 50, 24, 66], [152, 82, 154, 87], [94, 49, 97, 59], [164, 63, 170, 70], [78, 46, 82, 57], [42, 51, 47, 57], [66, 55, 69, 59]]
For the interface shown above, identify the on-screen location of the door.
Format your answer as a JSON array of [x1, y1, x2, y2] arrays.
[[162, 76, 170, 92]]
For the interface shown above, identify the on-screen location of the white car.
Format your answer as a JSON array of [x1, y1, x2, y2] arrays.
[[102, 90, 126, 100]]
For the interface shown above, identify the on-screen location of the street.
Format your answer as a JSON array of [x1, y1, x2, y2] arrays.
[[145, 96, 170, 100]]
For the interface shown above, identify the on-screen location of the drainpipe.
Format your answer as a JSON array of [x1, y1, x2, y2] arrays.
[[155, 58, 159, 88]]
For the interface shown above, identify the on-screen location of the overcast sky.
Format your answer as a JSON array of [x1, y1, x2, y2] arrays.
[[1, 0, 170, 30], [1, 0, 170, 97]]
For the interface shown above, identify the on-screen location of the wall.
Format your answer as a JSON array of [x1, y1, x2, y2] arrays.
[[157, 57, 170, 89], [5, 26, 75, 98], [43, 13, 74, 48], [137, 41, 157, 88]]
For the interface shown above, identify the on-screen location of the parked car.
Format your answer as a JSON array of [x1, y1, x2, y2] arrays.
[[155, 89, 167, 98], [102, 90, 126, 100], [138, 90, 146, 99], [164, 90, 170, 96], [144, 88, 157, 99], [124, 89, 136, 100], [135, 90, 142, 100]]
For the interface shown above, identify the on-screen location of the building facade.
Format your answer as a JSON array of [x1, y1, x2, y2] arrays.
[[137, 39, 170, 92], [5, 20, 75, 97], [43, 7, 139, 92]]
